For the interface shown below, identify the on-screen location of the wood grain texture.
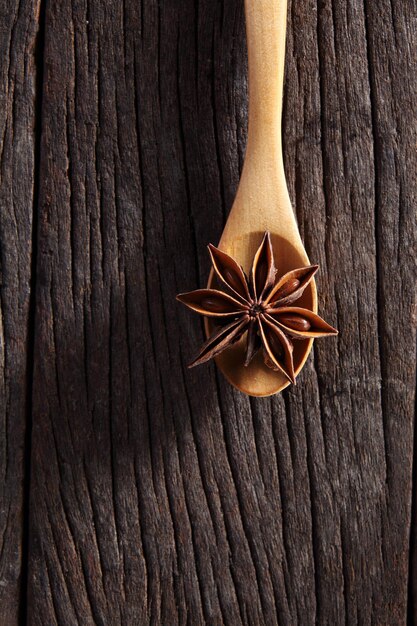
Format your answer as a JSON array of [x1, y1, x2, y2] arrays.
[[0, 0, 39, 622], [22, 0, 417, 624]]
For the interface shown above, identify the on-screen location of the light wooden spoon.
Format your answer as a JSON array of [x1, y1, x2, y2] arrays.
[[206, 0, 317, 396]]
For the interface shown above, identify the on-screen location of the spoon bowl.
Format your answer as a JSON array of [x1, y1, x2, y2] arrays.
[[206, 234, 317, 397]]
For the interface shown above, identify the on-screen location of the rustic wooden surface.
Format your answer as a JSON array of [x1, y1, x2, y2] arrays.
[[0, 0, 415, 623], [0, 0, 39, 622]]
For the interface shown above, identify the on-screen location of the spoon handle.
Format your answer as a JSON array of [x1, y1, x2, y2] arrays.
[[244, 0, 288, 163], [220, 0, 296, 242]]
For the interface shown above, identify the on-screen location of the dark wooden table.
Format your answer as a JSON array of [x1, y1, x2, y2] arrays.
[[1, 0, 416, 624]]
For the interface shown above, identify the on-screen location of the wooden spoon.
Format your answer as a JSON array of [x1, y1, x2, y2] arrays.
[[206, 0, 317, 396]]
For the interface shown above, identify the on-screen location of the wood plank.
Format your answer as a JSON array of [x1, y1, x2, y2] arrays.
[[28, 0, 417, 623], [0, 0, 40, 622], [284, 0, 417, 623]]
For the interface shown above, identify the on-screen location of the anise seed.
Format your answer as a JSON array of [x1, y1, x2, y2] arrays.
[[274, 278, 300, 300], [256, 263, 267, 292], [223, 268, 243, 293], [268, 332, 284, 358], [279, 314, 311, 331]]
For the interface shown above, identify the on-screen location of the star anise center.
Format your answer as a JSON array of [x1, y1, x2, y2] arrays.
[[249, 301, 264, 318]]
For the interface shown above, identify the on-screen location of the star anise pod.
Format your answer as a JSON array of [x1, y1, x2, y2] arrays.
[[177, 232, 337, 384]]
